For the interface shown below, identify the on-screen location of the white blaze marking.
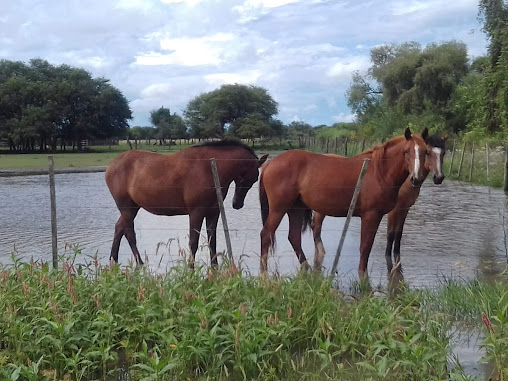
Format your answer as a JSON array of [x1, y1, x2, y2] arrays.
[[414, 144, 420, 178], [432, 147, 443, 176]]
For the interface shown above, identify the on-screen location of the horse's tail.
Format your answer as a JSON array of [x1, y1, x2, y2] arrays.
[[259, 173, 269, 227], [302, 206, 313, 233]]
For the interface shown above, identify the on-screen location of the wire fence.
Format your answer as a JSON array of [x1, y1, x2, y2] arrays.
[[1, 143, 508, 284]]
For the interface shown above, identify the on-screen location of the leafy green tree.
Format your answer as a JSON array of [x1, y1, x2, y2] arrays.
[[347, 41, 469, 137], [478, 0, 508, 133], [0, 59, 131, 151], [150, 107, 188, 143], [234, 113, 272, 145], [184, 84, 278, 138]]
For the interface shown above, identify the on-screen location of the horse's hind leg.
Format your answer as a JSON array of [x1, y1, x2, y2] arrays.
[[260, 210, 285, 272], [312, 213, 326, 271], [111, 204, 142, 265], [205, 212, 220, 268], [188, 212, 205, 269], [287, 209, 309, 270]]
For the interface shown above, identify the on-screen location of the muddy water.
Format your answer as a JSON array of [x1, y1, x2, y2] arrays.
[[0, 172, 506, 285]]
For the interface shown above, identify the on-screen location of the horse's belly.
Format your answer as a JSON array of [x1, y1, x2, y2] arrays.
[[142, 205, 188, 216]]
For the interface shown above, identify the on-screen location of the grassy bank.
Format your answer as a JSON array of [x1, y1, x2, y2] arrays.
[[0, 258, 506, 380]]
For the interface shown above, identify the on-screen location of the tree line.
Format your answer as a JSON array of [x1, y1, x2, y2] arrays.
[[0, 59, 131, 151]]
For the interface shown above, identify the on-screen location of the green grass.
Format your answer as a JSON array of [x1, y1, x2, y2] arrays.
[[0, 143, 179, 169], [0, 140, 292, 170], [444, 143, 506, 188], [0, 256, 506, 380]]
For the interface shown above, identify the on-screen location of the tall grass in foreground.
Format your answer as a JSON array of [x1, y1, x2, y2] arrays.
[[0, 259, 506, 380]]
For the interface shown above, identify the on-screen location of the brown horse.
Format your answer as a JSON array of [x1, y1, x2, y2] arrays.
[[383, 134, 448, 272], [259, 127, 428, 274], [312, 133, 447, 273], [106, 140, 268, 267]]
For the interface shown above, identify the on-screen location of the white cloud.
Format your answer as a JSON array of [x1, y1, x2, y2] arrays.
[[204, 70, 262, 86], [333, 112, 355, 123], [327, 56, 370, 81]]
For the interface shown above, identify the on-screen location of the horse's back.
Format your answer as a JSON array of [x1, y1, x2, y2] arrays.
[[105, 150, 187, 211]]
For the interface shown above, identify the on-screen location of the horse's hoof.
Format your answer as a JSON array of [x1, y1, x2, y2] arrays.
[[301, 261, 312, 272]]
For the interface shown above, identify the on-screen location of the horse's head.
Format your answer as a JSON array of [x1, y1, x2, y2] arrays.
[[424, 134, 448, 185], [232, 153, 268, 209], [403, 127, 428, 188]]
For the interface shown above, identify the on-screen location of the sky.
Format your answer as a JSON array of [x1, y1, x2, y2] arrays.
[[0, 0, 488, 127]]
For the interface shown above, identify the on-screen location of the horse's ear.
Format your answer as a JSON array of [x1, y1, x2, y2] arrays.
[[258, 154, 268, 167], [404, 127, 412, 140], [421, 128, 429, 141], [442, 135, 449, 142]]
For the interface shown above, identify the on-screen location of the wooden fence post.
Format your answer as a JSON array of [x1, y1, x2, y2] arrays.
[[457, 141, 467, 178], [486, 143, 490, 183], [344, 137, 348, 157], [48, 156, 58, 269], [448, 139, 457, 176], [468, 141, 475, 181], [504, 142, 508, 192], [210, 159, 233, 262], [329, 159, 370, 277]]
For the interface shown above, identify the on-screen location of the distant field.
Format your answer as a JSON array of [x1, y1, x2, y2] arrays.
[[0, 140, 290, 169], [0, 143, 180, 169]]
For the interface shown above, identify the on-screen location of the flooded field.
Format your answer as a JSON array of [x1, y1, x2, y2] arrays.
[[0, 172, 506, 285]]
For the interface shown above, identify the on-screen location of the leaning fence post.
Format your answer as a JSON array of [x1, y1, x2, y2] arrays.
[[457, 141, 467, 178], [504, 142, 508, 192], [48, 156, 58, 269], [468, 141, 475, 181], [448, 139, 457, 176], [486, 142, 490, 183], [329, 158, 370, 277], [210, 158, 233, 262]]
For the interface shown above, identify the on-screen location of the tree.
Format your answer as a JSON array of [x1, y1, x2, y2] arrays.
[[0, 59, 131, 151], [234, 113, 272, 145], [150, 106, 188, 143], [288, 120, 313, 147], [184, 84, 278, 139], [478, 0, 508, 133], [346, 41, 469, 137]]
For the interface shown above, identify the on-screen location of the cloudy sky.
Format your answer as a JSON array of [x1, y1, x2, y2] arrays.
[[1, 0, 488, 127]]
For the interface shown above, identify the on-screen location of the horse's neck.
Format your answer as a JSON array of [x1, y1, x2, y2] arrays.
[[373, 144, 409, 190], [214, 149, 250, 181]]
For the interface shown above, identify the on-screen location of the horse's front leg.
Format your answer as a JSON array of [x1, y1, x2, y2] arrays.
[[385, 211, 396, 273], [359, 212, 383, 276], [205, 212, 220, 268], [312, 212, 326, 271], [188, 212, 205, 269], [392, 210, 409, 273]]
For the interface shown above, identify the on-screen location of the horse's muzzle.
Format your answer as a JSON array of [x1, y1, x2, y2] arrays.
[[232, 199, 244, 209], [433, 174, 444, 185], [410, 176, 423, 188]]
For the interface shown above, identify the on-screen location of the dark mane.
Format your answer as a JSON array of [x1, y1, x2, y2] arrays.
[[425, 135, 446, 149], [193, 138, 258, 158]]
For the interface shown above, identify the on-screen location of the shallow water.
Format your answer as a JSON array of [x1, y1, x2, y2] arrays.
[[0, 172, 506, 287]]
